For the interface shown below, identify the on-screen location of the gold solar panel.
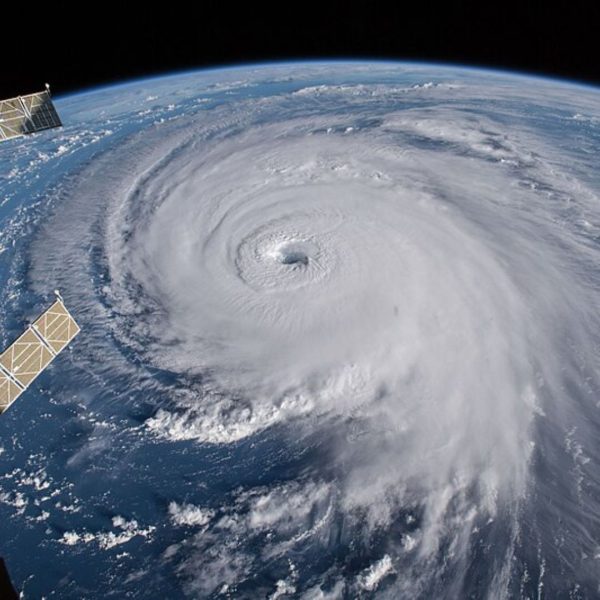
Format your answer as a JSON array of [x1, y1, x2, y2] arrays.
[[0, 295, 79, 414], [0, 86, 62, 142]]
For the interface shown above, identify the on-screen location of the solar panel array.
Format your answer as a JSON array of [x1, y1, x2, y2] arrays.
[[0, 298, 80, 414], [0, 90, 62, 142]]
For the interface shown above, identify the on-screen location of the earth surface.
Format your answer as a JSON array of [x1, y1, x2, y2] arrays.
[[0, 62, 599, 599]]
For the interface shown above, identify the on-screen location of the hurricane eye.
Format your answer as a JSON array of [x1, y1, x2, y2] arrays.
[[277, 248, 309, 266]]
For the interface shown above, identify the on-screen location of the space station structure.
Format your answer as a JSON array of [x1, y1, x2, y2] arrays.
[[0, 293, 80, 414], [0, 84, 62, 142]]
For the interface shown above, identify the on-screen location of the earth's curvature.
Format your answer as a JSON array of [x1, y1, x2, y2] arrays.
[[1, 61, 600, 598]]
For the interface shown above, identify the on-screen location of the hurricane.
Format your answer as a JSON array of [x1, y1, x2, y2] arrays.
[[0, 62, 599, 598]]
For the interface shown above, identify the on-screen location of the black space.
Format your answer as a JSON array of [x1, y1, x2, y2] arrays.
[[2, 2, 600, 98]]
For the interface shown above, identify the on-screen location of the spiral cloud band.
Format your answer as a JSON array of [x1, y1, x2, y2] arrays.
[[2, 64, 600, 597]]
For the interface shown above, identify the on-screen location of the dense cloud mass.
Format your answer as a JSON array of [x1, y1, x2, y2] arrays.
[[1, 64, 600, 598]]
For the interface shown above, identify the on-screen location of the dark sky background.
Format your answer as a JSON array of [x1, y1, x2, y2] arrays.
[[2, 2, 600, 98]]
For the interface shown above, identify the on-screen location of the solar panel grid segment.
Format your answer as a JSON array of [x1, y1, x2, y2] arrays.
[[0, 329, 55, 388], [0, 98, 28, 140], [22, 92, 62, 130], [0, 90, 62, 141], [0, 299, 79, 413], [0, 369, 23, 414], [0, 98, 22, 119], [32, 300, 80, 354]]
